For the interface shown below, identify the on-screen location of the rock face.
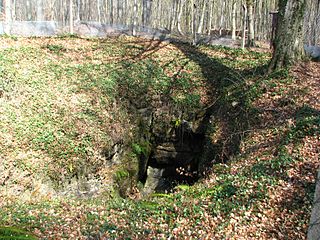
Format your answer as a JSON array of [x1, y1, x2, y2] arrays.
[[140, 118, 205, 194], [142, 167, 169, 196], [152, 142, 193, 165]]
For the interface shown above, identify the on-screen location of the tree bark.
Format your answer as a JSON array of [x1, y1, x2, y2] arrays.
[[142, 0, 152, 26], [70, 0, 74, 34], [197, 0, 206, 34], [241, 4, 247, 49], [207, 0, 214, 35], [37, 0, 43, 21], [231, 0, 237, 40], [132, 0, 138, 36], [5, 0, 12, 22], [247, 2, 255, 47], [110, 0, 114, 24], [177, 0, 185, 35], [268, 0, 306, 71], [192, 1, 197, 45]]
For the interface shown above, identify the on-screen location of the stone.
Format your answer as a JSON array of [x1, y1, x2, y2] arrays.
[[142, 166, 171, 195], [152, 142, 193, 165], [304, 45, 320, 59]]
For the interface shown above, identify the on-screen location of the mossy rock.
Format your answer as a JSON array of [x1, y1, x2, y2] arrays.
[[0, 226, 37, 240], [113, 152, 140, 197]]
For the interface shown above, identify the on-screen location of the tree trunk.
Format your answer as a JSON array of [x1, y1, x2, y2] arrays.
[[192, 2, 197, 45], [247, 3, 255, 46], [12, 0, 15, 21], [76, 0, 81, 22], [219, 1, 225, 33], [268, 0, 306, 71], [110, 0, 114, 24], [142, 0, 152, 26], [97, 0, 101, 23], [133, 0, 138, 36], [70, 0, 74, 34], [197, 0, 206, 34], [177, 0, 185, 35], [37, 0, 43, 21], [312, 0, 320, 45], [241, 4, 247, 49], [207, 0, 214, 35], [190, 0, 194, 34], [231, 0, 236, 40], [5, 0, 12, 22]]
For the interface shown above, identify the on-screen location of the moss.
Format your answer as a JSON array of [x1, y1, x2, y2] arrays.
[[113, 153, 140, 198]]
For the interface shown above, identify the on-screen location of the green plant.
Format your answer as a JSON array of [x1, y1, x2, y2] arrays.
[[56, 33, 79, 39], [1, 34, 18, 41], [0, 226, 37, 240], [44, 44, 66, 54], [132, 141, 151, 157]]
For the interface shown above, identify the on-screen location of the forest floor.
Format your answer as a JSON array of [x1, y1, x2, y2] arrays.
[[0, 35, 319, 239]]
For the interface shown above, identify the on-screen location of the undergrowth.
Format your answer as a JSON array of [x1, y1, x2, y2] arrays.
[[0, 36, 318, 239]]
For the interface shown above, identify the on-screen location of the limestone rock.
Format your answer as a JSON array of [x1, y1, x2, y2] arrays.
[[152, 142, 193, 165]]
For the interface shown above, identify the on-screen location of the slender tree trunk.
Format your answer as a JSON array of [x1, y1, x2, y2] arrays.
[[219, 1, 225, 34], [110, 0, 114, 24], [197, 0, 206, 34], [12, 0, 16, 21], [247, 2, 255, 47], [97, 0, 101, 23], [231, 0, 237, 40], [207, 0, 214, 35], [177, 0, 185, 35], [70, 0, 74, 33], [36, 0, 43, 21], [169, 0, 177, 31], [142, 0, 152, 26], [268, 0, 306, 71], [156, 0, 162, 28], [133, 0, 138, 36], [193, 1, 197, 45], [5, 0, 12, 22], [26, 0, 32, 20], [191, 0, 194, 34], [241, 4, 247, 49], [76, 0, 81, 21]]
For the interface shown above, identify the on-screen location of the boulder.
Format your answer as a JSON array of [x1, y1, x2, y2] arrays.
[[304, 45, 320, 59]]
